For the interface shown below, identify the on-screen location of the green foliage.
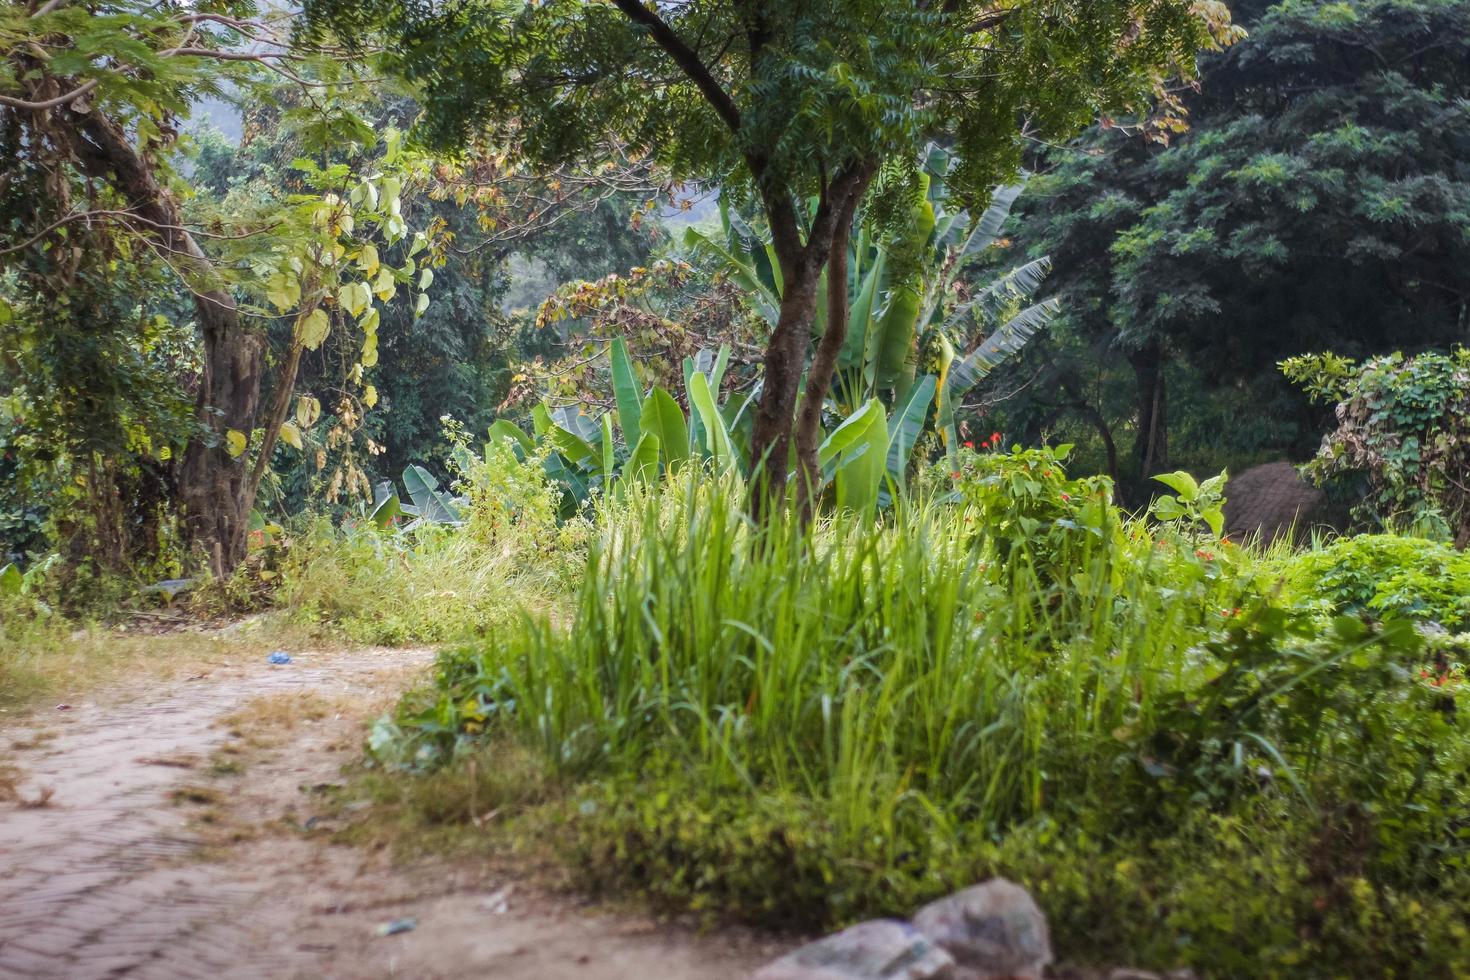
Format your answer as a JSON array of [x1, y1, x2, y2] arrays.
[[996, 0, 1470, 488], [1284, 350, 1470, 542], [1150, 469, 1228, 537], [1283, 534, 1470, 630], [372, 467, 1468, 974]]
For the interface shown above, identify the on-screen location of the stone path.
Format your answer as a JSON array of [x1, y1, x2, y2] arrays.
[[0, 648, 780, 979]]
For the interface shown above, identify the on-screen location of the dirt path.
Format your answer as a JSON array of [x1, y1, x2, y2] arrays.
[[0, 647, 781, 979]]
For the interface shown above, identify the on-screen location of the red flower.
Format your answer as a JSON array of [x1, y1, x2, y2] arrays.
[[990, 432, 1002, 445], [963, 440, 975, 449], [1060, 493, 1071, 501], [1195, 549, 1215, 561], [950, 471, 962, 480]]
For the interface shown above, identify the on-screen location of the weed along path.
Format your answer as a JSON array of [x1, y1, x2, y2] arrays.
[[0, 645, 778, 979]]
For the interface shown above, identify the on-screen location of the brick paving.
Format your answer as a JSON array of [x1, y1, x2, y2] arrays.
[[0, 651, 424, 980]]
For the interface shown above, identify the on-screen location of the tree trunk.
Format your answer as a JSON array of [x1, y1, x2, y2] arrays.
[[749, 267, 821, 514], [1131, 340, 1168, 490], [60, 103, 263, 576], [793, 173, 868, 522]]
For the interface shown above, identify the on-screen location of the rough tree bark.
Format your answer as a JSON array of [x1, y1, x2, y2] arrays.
[[58, 104, 264, 576], [792, 164, 873, 522]]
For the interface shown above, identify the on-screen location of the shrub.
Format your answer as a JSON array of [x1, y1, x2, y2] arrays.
[[1283, 533, 1470, 630]]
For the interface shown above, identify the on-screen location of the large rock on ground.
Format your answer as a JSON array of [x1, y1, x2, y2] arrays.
[[1221, 461, 1325, 546], [911, 878, 1052, 980], [753, 919, 956, 980]]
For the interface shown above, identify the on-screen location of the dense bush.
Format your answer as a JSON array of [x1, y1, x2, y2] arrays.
[[1283, 533, 1470, 630], [375, 454, 1469, 974]]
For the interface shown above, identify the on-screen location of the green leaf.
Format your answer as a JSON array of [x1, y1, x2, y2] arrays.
[[641, 387, 691, 471], [820, 400, 889, 519], [488, 419, 533, 454], [885, 374, 937, 489], [402, 464, 462, 524], [601, 413, 616, 484], [369, 483, 402, 529], [0, 563, 22, 596], [1153, 470, 1200, 502], [621, 432, 661, 485], [277, 420, 303, 451], [610, 337, 642, 446], [688, 370, 733, 465]]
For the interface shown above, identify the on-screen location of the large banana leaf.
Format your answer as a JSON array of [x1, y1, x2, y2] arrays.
[[947, 298, 1060, 395], [885, 374, 937, 488], [610, 337, 642, 446], [620, 432, 661, 485], [819, 398, 889, 520], [683, 223, 780, 325], [688, 370, 734, 466], [402, 464, 462, 524], [641, 386, 690, 471]]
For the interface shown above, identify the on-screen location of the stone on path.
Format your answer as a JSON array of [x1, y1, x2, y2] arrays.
[[911, 878, 1052, 980], [752, 919, 956, 980]]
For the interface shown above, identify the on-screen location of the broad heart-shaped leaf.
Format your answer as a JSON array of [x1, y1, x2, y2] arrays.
[[402, 464, 462, 524], [620, 432, 661, 485], [885, 374, 937, 489], [296, 308, 331, 351], [688, 370, 734, 465], [819, 400, 889, 520], [0, 562, 22, 596], [488, 419, 533, 455], [1153, 470, 1200, 502], [610, 337, 642, 446], [1150, 495, 1187, 521], [1201, 505, 1226, 538], [641, 387, 690, 471]]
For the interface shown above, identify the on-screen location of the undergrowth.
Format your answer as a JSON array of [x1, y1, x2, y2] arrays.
[[368, 453, 1470, 976]]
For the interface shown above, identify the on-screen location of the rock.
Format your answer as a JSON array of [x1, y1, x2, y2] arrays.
[[1221, 461, 1325, 546], [753, 919, 956, 980], [911, 878, 1052, 980]]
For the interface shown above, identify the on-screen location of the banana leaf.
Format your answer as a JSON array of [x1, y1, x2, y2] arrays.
[[610, 337, 642, 446]]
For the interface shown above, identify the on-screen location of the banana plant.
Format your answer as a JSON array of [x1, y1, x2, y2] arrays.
[[368, 464, 464, 529], [684, 146, 1057, 458]]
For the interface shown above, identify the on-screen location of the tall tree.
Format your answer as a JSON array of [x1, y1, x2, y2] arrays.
[[306, 0, 1238, 513], [1003, 0, 1470, 494]]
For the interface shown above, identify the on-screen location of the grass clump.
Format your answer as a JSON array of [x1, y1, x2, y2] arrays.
[[376, 454, 1470, 975]]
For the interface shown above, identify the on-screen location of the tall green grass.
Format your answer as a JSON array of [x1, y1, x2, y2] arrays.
[[380, 470, 1470, 973], [425, 473, 1265, 842]]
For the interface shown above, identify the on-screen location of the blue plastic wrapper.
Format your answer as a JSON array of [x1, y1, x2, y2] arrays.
[[267, 651, 291, 665]]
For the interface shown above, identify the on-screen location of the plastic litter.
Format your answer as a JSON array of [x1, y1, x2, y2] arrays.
[[267, 651, 291, 665], [375, 918, 417, 937]]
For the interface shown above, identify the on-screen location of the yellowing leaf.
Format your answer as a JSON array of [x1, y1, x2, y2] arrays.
[[414, 293, 429, 317], [357, 244, 380, 276], [418, 267, 434, 290], [278, 420, 303, 450], [296, 395, 322, 429], [296, 308, 331, 350], [225, 429, 247, 458], [363, 384, 378, 409]]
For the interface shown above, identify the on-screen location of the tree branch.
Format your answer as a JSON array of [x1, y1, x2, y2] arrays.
[[609, 0, 742, 134]]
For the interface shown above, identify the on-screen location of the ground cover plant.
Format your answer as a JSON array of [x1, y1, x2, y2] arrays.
[[374, 454, 1470, 976]]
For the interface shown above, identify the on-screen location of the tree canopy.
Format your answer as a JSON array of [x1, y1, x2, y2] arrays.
[[308, 0, 1239, 511]]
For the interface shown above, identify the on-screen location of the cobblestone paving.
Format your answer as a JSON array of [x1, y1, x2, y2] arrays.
[[0, 649, 779, 980], [0, 651, 427, 980]]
